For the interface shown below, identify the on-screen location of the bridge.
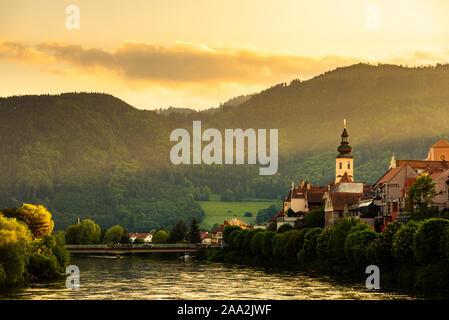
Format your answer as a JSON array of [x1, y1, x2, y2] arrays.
[[66, 243, 221, 255]]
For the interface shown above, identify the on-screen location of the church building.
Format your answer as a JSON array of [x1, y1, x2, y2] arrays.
[[335, 119, 354, 183]]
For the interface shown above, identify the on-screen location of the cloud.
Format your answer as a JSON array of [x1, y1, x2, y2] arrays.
[[0, 40, 363, 86]]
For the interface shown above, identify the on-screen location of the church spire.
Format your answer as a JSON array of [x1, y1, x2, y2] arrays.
[[337, 119, 352, 157]]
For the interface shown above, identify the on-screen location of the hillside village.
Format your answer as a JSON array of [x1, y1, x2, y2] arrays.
[[205, 120, 449, 244], [273, 120, 449, 232]]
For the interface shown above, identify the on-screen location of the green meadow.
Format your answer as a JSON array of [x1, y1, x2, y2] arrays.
[[197, 195, 280, 230]]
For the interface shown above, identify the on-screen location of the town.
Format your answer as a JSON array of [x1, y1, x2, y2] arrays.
[[203, 120, 449, 244]]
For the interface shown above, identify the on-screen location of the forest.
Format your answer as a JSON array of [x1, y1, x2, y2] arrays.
[[2, 63, 449, 231]]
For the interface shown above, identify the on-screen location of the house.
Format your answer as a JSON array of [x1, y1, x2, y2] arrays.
[[210, 218, 251, 244], [373, 163, 419, 220], [271, 180, 326, 229], [200, 231, 212, 244], [129, 232, 153, 243]]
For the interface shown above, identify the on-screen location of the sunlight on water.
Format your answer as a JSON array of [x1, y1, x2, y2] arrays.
[[0, 256, 416, 300]]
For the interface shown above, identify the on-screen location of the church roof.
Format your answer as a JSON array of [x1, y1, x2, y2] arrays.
[[431, 139, 449, 148], [328, 192, 363, 211], [339, 172, 353, 183]]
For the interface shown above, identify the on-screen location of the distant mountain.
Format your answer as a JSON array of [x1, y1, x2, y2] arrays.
[[2, 63, 449, 230]]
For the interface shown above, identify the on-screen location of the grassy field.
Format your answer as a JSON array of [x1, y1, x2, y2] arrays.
[[197, 195, 280, 230]]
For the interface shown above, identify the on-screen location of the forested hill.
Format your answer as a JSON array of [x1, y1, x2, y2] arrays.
[[2, 63, 449, 231]]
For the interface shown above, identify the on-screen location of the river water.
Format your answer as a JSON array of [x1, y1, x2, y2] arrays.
[[0, 256, 416, 300]]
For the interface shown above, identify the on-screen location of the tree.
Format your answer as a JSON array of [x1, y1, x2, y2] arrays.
[[189, 217, 201, 244], [221, 189, 235, 202], [266, 221, 277, 232], [133, 238, 145, 244], [408, 174, 440, 211], [152, 230, 169, 244], [303, 206, 325, 229], [392, 221, 420, 265], [414, 218, 449, 265], [262, 231, 276, 258], [103, 225, 125, 244], [277, 223, 294, 233], [371, 221, 402, 270], [344, 228, 378, 272], [1, 204, 54, 238], [223, 225, 242, 244], [65, 219, 101, 245], [168, 219, 187, 243]]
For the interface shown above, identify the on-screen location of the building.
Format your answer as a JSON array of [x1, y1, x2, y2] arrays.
[[272, 180, 326, 229], [425, 139, 449, 161], [335, 119, 354, 183], [200, 232, 212, 244], [210, 218, 251, 244], [373, 163, 419, 220], [324, 122, 371, 227], [129, 232, 153, 243]]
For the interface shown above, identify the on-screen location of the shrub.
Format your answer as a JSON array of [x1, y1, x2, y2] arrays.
[[344, 228, 378, 272], [262, 231, 275, 258], [372, 221, 402, 270], [227, 229, 242, 250], [250, 231, 266, 257], [277, 223, 294, 233], [392, 221, 420, 265], [297, 228, 323, 266], [414, 218, 449, 265], [223, 226, 242, 244], [243, 229, 263, 254]]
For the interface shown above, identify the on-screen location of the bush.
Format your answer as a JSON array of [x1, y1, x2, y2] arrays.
[[297, 228, 323, 266], [414, 218, 449, 265], [250, 231, 266, 258], [372, 221, 402, 270], [152, 230, 169, 244], [328, 218, 359, 267], [243, 229, 263, 254], [244, 212, 253, 217], [227, 229, 242, 250], [316, 228, 334, 271], [344, 229, 378, 273], [277, 223, 294, 233], [223, 226, 242, 244], [392, 221, 420, 265], [233, 229, 248, 251], [303, 206, 325, 228], [261, 231, 276, 258], [103, 225, 125, 244]]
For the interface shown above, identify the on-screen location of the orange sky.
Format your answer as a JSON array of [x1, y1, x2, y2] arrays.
[[1, 0, 449, 109]]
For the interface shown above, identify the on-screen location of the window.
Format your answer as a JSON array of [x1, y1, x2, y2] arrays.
[[339, 162, 342, 169], [348, 161, 350, 169]]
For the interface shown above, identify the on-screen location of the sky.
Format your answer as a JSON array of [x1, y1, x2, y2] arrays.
[[1, 0, 449, 110]]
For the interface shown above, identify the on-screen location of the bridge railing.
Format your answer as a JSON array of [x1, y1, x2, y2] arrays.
[[66, 243, 220, 249]]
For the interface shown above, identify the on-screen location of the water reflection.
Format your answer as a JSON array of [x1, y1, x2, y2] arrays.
[[0, 256, 416, 300]]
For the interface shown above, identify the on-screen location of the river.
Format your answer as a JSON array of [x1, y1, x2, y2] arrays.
[[0, 255, 416, 300]]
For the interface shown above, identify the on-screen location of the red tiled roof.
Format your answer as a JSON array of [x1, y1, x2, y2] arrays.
[[129, 233, 151, 239], [329, 192, 363, 211], [396, 160, 449, 170], [375, 165, 403, 185]]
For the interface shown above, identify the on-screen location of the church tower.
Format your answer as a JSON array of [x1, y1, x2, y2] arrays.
[[335, 119, 354, 183]]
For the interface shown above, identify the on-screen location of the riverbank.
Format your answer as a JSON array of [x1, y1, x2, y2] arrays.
[[201, 218, 449, 300]]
